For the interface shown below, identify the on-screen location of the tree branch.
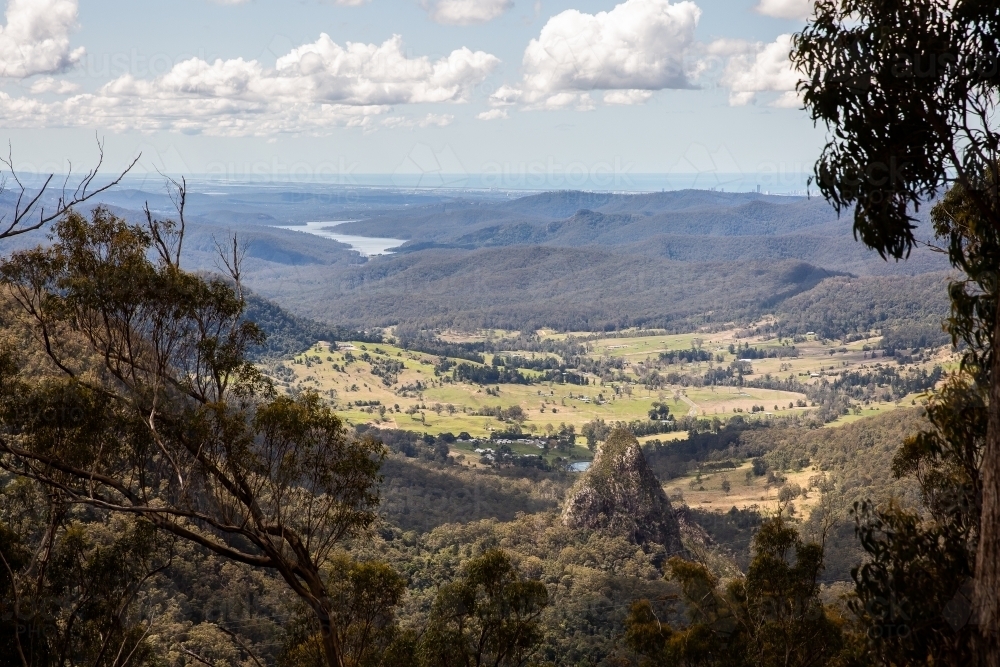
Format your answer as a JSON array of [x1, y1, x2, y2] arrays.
[[0, 137, 139, 241]]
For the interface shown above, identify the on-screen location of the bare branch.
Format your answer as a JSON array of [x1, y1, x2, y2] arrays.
[[0, 136, 139, 241], [214, 233, 248, 300], [182, 648, 217, 667]]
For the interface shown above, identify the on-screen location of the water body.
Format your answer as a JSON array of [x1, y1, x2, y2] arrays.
[[277, 221, 406, 256], [568, 461, 592, 473]]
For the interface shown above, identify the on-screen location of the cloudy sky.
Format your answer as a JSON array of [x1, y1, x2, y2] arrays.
[[0, 0, 821, 187]]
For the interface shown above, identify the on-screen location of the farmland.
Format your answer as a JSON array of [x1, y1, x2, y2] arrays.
[[266, 323, 948, 473]]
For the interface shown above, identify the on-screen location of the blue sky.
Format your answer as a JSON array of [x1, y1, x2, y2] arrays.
[[0, 0, 822, 186]]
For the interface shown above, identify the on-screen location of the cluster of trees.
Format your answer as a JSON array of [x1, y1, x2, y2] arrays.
[[624, 375, 982, 667], [658, 349, 714, 364], [368, 357, 405, 386], [880, 322, 952, 352], [395, 330, 486, 364], [648, 402, 671, 420], [727, 342, 800, 359], [474, 404, 527, 423], [830, 364, 944, 401], [732, 364, 944, 426], [452, 363, 530, 386], [493, 354, 560, 370], [0, 203, 571, 667], [625, 518, 846, 667], [701, 360, 754, 386]]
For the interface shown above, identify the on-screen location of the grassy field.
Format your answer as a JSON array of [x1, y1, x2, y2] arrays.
[[268, 324, 952, 470], [275, 339, 808, 443], [662, 461, 822, 517]]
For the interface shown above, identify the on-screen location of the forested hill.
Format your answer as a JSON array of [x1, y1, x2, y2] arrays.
[[243, 292, 375, 359], [319, 189, 946, 279], [27, 186, 949, 336]]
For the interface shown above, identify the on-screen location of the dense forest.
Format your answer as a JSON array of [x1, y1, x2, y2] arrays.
[[243, 292, 380, 360], [249, 247, 947, 335]]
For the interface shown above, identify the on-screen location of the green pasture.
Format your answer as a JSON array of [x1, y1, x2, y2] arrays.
[[276, 328, 951, 441]]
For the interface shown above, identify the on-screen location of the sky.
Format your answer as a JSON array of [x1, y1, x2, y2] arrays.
[[0, 0, 823, 189]]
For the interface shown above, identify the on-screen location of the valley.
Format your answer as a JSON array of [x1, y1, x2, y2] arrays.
[[1, 0, 992, 661], [270, 320, 947, 492], [0, 181, 966, 666]]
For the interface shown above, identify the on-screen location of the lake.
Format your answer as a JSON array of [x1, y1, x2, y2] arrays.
[[568, 461, 592, 472], [277, 221, 406, 256]]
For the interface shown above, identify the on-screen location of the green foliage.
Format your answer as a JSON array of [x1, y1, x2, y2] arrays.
[[0, 481, 168, 667], [360, 510, 672, 665], [794, 0, 1000, 260], [281, 555, 412, 667], [848, 375, 984, 666], [581, 419, 611, 451], [931, 174, 1000, 387], [0, 206, 386, 667], [453, 363, 530, 386], [419, 549, 548, 667], [842, 176, 998, 665], [685, 508, 763, 572], [648, 402, 671, 421], [625, 518, 845, 667]]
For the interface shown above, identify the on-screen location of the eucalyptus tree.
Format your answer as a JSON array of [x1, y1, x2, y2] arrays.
[[793, 2, 1000, 661], [419, 549, 548, 667], [0, 203, 384, 667], [0, 484, 169, 667]]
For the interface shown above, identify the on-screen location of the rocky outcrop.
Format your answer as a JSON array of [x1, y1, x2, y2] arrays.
[[562, 428, 686, 558]]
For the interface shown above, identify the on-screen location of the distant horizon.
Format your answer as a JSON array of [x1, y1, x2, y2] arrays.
[[14, 171, 815, 196]]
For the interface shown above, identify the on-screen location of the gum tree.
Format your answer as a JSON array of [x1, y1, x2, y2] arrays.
[[792, 1, 1000, 662], [0, 204, 384, 667]]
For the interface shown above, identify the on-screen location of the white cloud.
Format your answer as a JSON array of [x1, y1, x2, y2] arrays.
[[517, 0, 700, 105], [0, 0, 84, 78], [426, 0, 513, 25], [703, 38, 756, 58], [0, 34, 499, 136], [28, 76, 79, 94], [754, 0, 813, 20], [476, 109, 508, 120], [770, 89, 802, 108], [720, 33, 799, 106], [489, 84, 523, 106], [603, 89, 653, 105], [540, 91, 594, 111], [0, 88, 388, 135]]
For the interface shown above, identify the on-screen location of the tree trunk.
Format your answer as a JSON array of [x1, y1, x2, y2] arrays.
[[975, 289, 1000, 667], [316, 604, 345, 667]]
